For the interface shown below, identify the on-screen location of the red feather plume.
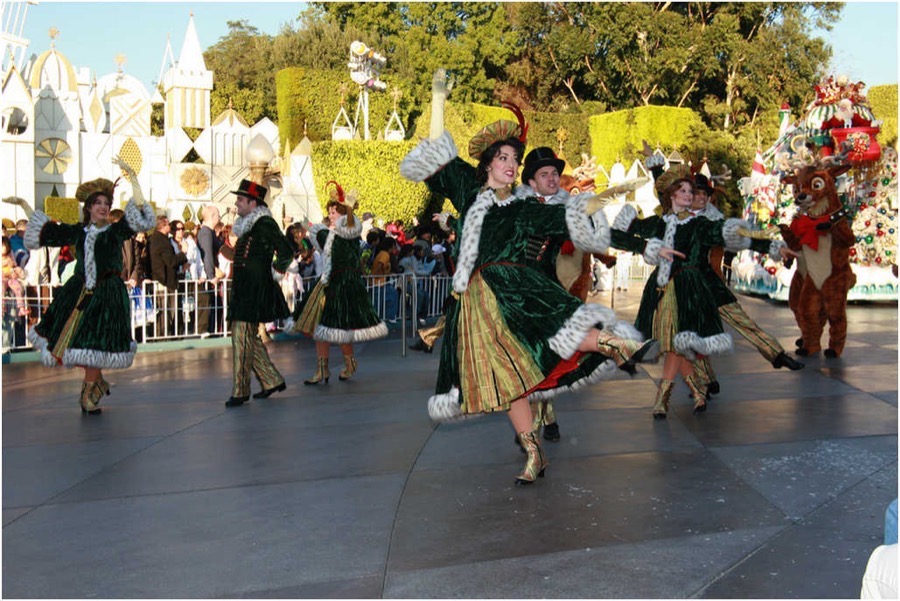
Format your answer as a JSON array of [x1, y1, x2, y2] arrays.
[[501, 101, 528, 144], [326, 180, 345, 204]]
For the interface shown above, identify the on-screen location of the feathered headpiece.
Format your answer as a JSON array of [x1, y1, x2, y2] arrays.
[[468, 101, 529, 160], [75, 178, 117, 204], [654, 164, 692, 197], [326, 180, 358, 210]]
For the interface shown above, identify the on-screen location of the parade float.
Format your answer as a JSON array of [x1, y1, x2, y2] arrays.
[[734, 76, 898, 301]]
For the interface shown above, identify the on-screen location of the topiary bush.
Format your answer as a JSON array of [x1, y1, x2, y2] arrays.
[[310, 139, 433, 224], [869, 84, 898, 149], [590, 106, 705, 169]]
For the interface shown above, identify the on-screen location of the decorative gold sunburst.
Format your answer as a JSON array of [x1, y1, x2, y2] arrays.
[[180, 166, 209, 196], [35, 138, 72, 174]]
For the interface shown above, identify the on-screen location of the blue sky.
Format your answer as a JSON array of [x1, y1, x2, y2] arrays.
[[16, 1, 900, 90]]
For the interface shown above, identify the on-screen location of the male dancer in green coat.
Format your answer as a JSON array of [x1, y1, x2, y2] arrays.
[[225, 179, 294, 407]]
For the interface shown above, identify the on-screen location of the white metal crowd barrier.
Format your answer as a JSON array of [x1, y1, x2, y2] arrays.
[[0, 273, 452, 353], [1, 259, 653, 354]]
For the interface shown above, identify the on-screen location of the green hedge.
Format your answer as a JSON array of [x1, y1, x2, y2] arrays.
[[869, 84, 898, 149], [589, 106, 705, 169], [309, 139, 440, 224]]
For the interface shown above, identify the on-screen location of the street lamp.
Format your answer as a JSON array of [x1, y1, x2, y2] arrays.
[[247, 134, 274, 185]]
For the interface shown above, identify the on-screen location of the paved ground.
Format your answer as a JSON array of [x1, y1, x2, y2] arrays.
[[2, 288, 897, 599]]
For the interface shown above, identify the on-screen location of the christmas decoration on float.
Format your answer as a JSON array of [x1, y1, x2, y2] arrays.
[[734, 75, 897, 302]]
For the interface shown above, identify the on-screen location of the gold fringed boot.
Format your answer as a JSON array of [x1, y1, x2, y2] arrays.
[[304, 357, 330, 385], [685, 374, 708, 414], [652, 380, 674, 420], [96, 375, 110, 399], [80, 381, 102, 415], [596, 332, 660, 375], [338, 355, 358, 381], [515, 430, 548, 486]]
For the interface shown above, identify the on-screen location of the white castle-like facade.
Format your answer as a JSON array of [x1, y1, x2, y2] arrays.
[[0, 10, 321, 225]]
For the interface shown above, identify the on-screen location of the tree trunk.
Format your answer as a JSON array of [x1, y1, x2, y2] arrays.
[[724, 68, 737, 131]]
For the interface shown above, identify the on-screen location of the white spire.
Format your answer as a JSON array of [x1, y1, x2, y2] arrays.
[[155, 33, 175, 86], [177, 13, 206, 72]]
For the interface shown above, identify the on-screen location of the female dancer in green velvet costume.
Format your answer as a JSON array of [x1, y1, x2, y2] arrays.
[[4, 158, 155, 414], [290, 182, 388, 384], [400, 101, 659, 486], [610, 171, 797, 418]]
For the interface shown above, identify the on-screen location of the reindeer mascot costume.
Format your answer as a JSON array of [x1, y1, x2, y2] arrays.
[[778, 149, 855, 358]]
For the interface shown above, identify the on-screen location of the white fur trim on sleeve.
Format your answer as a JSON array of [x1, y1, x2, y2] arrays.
[[612, 204, 637, 231], [124, 200, 156, 233], [24, 211, 50, 250], [644, 154, 666, 169], [643, 238, 663, 266], [333, 215, 363, 240], [768, 239, 787, 259], [436, 212, 452, 233], [566, 193, 610, 253], [702, 204, 724, 221], [673, 331, 733, 361], [400, 131, 458, 182], [722, 218, 752, 252]]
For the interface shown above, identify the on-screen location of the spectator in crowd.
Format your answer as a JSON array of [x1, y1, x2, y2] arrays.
[[9, 219, 29, 267], [371, 234, 399, 323], [2, 236, 28, 316], [860, 498, 898, 598], [22, 233, 61, 319], [148, 215, 187, 336], [399, 239, 435, 326], [169, 220, 188, 280], [360, 229, 381, 275], [217, 225, 237, 279], [283, 222, 311, 309], [195, 205, 221, 336], [180, 229, 207, 335], [108, 209, 140, 289], [360, 211, 376, 240]]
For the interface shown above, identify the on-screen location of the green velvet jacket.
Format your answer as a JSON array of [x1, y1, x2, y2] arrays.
[[227, 207, 292, 323]]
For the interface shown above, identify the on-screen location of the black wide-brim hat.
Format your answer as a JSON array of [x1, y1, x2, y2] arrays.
[[522, 147, 566, 184], [230, 179, 268, 205]]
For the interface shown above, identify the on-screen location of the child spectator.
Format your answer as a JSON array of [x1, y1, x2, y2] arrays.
[[2, 236, 28, 316]]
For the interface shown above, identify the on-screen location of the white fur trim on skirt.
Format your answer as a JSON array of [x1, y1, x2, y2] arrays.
[[548, 303, 641, 360], [673, 331, 733, 361], [313, 321, 388, 344]]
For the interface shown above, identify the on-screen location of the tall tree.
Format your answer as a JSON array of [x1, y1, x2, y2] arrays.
[[204, 20, 277, 123]]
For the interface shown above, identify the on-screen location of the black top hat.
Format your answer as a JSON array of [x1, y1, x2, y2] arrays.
[[693, 173, 714, 194], [230, 179, 268, 205], [522, 147, 566, 185]]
